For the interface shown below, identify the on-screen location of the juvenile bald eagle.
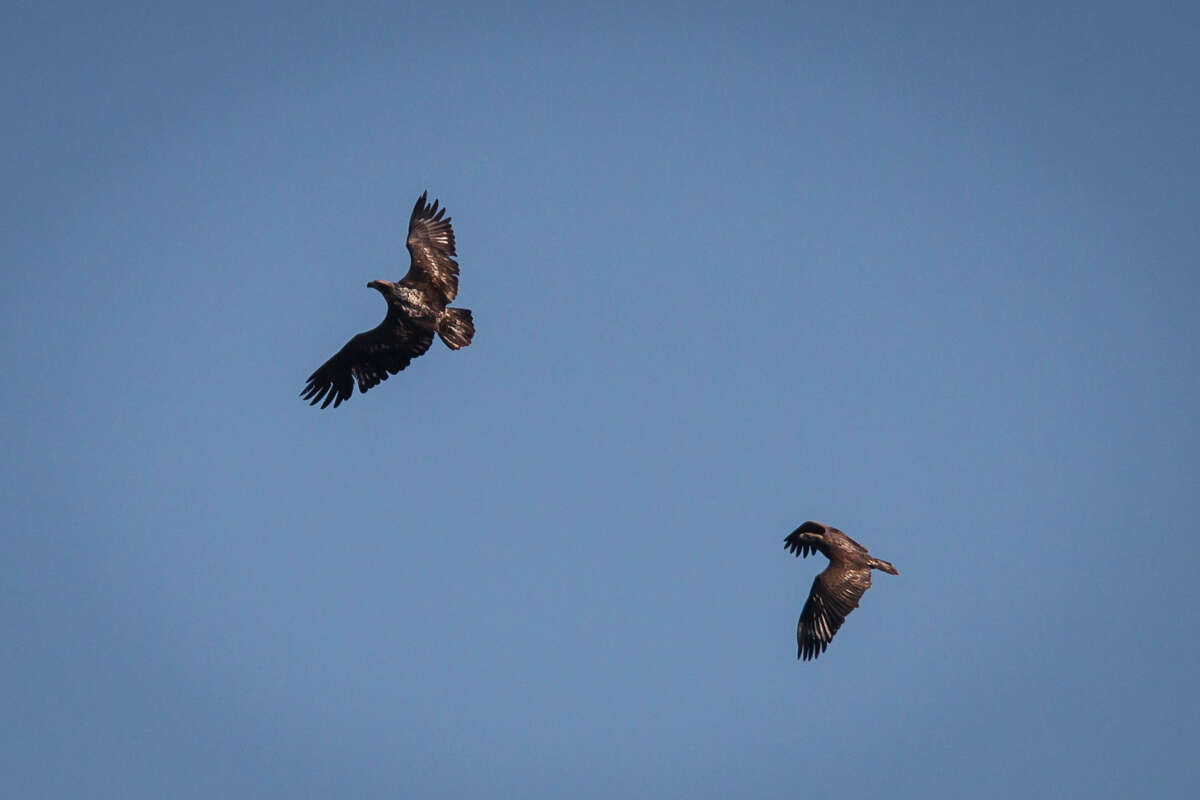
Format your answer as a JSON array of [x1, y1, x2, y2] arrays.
[[784, 521, 898, 661], [301, 191, 475, 409]]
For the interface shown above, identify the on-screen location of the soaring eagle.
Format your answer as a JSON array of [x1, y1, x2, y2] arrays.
[[784, 521, 898, 661], [301, 192, 475, 409]]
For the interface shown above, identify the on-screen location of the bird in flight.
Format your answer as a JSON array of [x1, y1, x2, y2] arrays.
[[301, 191, 475, 408], [784, 521, 898, 660]]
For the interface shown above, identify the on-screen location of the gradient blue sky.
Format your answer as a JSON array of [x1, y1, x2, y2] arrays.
[[3, 2, 1198, 797]]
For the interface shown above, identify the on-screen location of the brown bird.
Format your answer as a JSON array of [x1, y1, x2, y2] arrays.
[[784, 521, 898, 661], [301, 191, 475, 409]]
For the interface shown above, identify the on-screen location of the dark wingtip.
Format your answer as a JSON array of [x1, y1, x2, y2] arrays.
[[798, 639, 827, 661], [783, 524, 821, 557], [413, 190, 429, 217]]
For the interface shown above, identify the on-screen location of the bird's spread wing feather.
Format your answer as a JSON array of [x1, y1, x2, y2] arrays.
[[404, 191, 459, 303], [301, 318, 434, 409], [797, 566, 872, 661], [784, 522, 831, 559]]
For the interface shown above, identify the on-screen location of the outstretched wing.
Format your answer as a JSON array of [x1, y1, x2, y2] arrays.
[[784, 521, 832, 559], [301, 317, 434, 409], [796, 566, 872, 661], [403, 191, 459, 303]]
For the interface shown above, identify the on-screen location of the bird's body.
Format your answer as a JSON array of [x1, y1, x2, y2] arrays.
[[784, 521, 898, 661], [302, 192, 475, 408], [394, 283, 442, 326]]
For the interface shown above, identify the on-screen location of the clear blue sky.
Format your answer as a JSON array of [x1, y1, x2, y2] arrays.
[[3, 1, 1198, 797]]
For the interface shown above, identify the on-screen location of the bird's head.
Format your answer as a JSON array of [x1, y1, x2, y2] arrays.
[[367, 279, 395, 294]]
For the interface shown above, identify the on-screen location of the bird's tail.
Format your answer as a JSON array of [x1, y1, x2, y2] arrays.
[[438, 307, 475, 350], [868, 557, 899, 575]]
